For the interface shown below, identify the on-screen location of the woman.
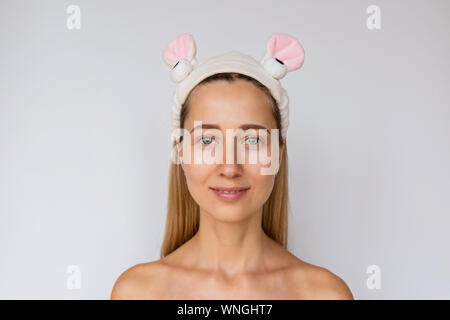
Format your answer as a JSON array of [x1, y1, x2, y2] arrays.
[[111, 33, 353, 299]]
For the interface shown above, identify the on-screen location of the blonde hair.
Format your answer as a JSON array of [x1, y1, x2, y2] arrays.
[[160, 73, 290, 258]]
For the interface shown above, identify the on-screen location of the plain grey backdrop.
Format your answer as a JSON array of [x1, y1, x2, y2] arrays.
[[1, 0, 449, 299]]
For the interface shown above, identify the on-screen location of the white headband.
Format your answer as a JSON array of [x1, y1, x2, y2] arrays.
[[162, 33, 305, 139]]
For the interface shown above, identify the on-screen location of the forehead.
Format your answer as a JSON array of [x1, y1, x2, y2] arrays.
[[184, 80, 277, 129]]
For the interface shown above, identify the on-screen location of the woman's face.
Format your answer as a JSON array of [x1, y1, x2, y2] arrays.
[[179, 79, 285, 222]]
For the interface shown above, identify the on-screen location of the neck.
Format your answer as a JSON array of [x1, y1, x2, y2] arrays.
[[190, 207, 269, 276]]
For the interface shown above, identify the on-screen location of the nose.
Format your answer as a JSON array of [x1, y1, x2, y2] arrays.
[[217, 134, 243, 178], [218, 163, 243, 178]]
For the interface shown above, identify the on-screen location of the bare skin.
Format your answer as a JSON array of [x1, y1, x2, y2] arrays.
[[111, 80, 354, 300], [111, 235, 353, 299]]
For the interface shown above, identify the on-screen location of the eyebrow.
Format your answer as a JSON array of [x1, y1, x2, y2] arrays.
[[189, 123, 272, 134]]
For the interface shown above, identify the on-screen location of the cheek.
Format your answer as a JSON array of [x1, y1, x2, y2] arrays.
[[246, 165, 276, 204], [242, 146, 280, 175], [182, 164, 212, 201]]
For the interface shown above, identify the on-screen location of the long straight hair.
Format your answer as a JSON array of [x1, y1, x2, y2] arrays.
[[160, 73, 290, 258]]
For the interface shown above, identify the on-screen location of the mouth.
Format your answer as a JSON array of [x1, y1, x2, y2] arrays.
[[209, 186, 250, 201]]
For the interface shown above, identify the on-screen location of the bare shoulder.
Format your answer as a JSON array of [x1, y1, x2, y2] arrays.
[[287, 260, 354, 300], [264, 237, 353, 300], [110, 260, 166, 300]]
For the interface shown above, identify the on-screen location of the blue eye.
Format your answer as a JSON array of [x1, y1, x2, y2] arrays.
[[245, 136, 260, 145], [200, 135, 214, 145]]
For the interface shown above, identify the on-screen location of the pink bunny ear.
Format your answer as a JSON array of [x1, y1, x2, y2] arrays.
[[162, 33, 197, 68], [264, 33, 305, 71]]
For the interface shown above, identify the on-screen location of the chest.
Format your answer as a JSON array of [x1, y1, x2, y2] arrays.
[[161, 270, 299, 299]]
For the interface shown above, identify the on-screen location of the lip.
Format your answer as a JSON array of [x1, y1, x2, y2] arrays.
[[209, 186, 250, 201]]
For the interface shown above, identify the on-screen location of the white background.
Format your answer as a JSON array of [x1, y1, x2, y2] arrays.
[[1, 0, 449, 299]]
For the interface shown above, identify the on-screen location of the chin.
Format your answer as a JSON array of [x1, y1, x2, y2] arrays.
[[207, 207, 252, 223]]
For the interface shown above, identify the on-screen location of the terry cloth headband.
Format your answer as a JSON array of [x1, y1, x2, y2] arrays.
[[162, 33, 305, 139]]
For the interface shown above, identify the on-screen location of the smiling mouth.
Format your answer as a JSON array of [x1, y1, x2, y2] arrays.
[[209, 186, 250, 200], [209, 187, 250, 193]]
